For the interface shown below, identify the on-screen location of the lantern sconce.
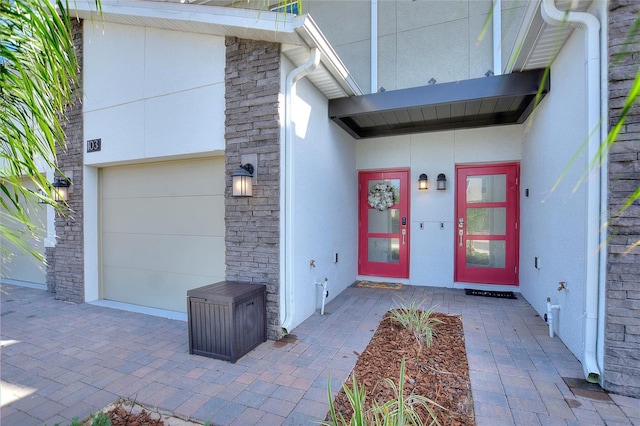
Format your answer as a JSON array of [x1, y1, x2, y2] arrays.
[[52, 177, 71, 202], [437, 173, 447, 191], [418, 173, 428, 191], [232, 163, 254, 197]]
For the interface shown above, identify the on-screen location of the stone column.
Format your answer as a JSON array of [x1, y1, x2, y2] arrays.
[[46, 19, 85, 303], [605, 0, 640, 398], [224, 37, 282, 340]]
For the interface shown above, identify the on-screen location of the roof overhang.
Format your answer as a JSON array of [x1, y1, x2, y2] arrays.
[[328, 69, 550, 139], [69, 0, 362, 99]]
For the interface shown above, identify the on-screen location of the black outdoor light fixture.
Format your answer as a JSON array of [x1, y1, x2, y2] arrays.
[[232, 163, 254, 197], [52, 177, 71, 202], [437, 173, 447, 191], [418, 173, 428, 190]]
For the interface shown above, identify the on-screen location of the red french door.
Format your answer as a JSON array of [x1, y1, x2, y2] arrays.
[[358, 170, 410, 278], [455, 163, 519, 285]]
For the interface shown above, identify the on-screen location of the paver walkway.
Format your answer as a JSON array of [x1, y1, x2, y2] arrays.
[[1, 283, 639, 425]]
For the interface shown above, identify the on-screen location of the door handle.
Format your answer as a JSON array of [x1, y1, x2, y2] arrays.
[[402, 229, 406, 245], [458, 229, 464, 247]]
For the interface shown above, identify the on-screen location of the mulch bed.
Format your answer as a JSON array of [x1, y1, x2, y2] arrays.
[[327, 311, 475, 425]]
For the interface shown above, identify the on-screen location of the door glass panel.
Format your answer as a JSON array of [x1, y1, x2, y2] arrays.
[[466, 208, 506, 235], [466, 175, 506, 203], [368, 237, 400, 263], [466, 240, 506, 268], [368, 209, 399, 234], [368, 179, 400, 208]]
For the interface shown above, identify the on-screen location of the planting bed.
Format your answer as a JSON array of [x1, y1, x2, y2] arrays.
[[327, 311, 475, 425]]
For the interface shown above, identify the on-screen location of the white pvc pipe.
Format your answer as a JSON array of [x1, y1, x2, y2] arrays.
[[281, 48, 321, 334], [316, 277, 329, 315], [541, 0, 602, 383], [547, 298, 561, 337], [493, 0, 502, 75], [371, 0, 378, 93]]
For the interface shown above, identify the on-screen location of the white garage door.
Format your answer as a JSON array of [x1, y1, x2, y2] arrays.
[[1, 178, 47, 285], [101, 157, 225, 313]]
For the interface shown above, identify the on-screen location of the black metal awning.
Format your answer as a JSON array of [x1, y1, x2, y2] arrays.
[[328, 69, 550, 139]]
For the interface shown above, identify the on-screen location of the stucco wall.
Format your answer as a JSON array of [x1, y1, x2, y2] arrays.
[[283, 57, 358, 332], [306, 0, 493, 93], [83, 21, 226, 166], [356, 125, 523, 287], [605, 0, 640, 398], [519, 29, 589, 360]]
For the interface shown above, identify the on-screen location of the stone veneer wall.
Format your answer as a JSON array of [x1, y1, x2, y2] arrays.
[[46, 19, 85, 303], [224, 37, 282, 340], [605, 0, 640, 398]]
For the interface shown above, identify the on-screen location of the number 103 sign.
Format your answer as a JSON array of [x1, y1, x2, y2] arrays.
[[87, 138, 101, 153]]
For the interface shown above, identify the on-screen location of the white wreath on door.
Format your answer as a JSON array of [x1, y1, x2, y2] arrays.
[[367, 183, 396, 211]]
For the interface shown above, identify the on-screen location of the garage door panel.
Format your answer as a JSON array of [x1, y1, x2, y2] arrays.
[[102, 266, 224, 312], [102, 233, 224, 277], [101, 195, 224, 236], [101, 157, 225, 313], [101, 157, 224, 199]]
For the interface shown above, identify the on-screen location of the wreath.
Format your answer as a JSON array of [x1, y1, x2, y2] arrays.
[[368, 183, 396, 211]]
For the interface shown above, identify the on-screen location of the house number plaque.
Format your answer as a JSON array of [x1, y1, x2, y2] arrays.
[[87, 138, 101, 153]]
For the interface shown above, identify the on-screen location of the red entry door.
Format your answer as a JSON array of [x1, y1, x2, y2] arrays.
[[455, 163, 519, 285], [358, 170, 410, 278]]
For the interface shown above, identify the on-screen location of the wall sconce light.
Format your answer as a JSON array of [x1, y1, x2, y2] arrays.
[[437, 173, 447, 191], [232, 163, 254, 197], [418, 173, 428, 190], [52, 177, 71, 202]]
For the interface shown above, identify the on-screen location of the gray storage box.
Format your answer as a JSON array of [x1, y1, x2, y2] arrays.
[[187, 281, 266, 363]]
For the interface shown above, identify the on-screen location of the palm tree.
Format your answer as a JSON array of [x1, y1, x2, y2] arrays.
[[1, 0, 99, 261]]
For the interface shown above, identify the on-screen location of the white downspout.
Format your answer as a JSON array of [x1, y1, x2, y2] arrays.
[[597, 0, 608, 384], [541, 0, 602, 383], [281, 48, 321, 334], [371, 0, 378, 93], [493, 0, 502, 75]]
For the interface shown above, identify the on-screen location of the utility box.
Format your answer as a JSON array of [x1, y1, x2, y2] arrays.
[[187, 281, 266, 363]]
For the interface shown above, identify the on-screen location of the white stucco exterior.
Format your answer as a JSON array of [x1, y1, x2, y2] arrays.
[[520, 23, 591, 359], [281, 57, 358, 331], [13, 0, 606, 383], [83, 21, 226, 166]]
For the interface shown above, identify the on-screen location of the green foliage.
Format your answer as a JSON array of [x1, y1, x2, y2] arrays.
[[89, 412, 111, 426], [389, 300, 443, 349], [50, 413, 111, 426], [1, 0, 100, 263], [319, 357, 441, 426]]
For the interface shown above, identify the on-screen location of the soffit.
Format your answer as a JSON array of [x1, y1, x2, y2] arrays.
[[509, 0, 593, 72], [328, 69, 550, 139]]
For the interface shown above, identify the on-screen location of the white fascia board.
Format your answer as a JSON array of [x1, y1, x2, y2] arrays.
[[295, 15, 363, 97], [70, 0, 304, 44]]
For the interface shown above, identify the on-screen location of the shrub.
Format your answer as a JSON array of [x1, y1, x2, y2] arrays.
[[319, 357, 441, 426], [389, 299, 443, 349]]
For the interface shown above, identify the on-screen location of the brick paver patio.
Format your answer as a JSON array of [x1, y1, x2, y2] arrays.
[[1, 283, 639, 425]]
